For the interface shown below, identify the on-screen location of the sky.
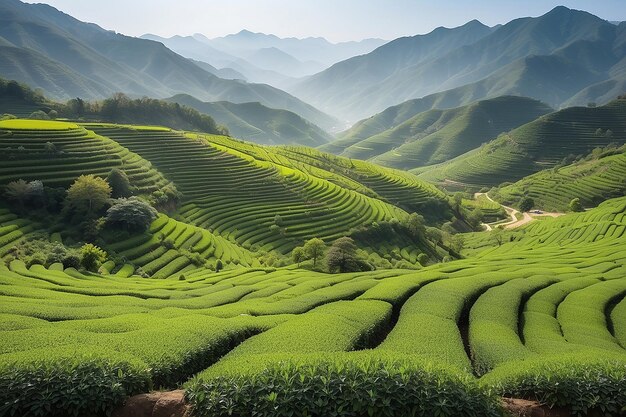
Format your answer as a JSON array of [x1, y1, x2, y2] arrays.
[[27, 0, 626, 42]]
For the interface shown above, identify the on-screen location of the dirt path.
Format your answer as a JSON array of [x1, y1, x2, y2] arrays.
[[474, 193, 564, 231]]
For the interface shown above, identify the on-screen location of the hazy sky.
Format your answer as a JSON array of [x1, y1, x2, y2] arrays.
[[27, 0, 626, 42]]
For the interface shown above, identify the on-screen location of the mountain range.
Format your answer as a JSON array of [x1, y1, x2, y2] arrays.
[[291, 6, 626, 122], [0, 0, 338, 131], [141, 31, 386, 86]]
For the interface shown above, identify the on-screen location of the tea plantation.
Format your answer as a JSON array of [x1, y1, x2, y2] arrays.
[[1, 119, 626, 416]]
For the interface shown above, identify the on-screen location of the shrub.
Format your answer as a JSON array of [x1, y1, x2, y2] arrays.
[[215, 259, 223, 273], [518, 197, 534, 212], [106, 197, 158, 232], [0, 354, 150, 417], [417, 253, 429, 266], [107, 168, 132, 198], [80, 243, 108, 272], [483, 356, 626, 416], [187, 355, 501, 417], [569, 198, 584, 212]]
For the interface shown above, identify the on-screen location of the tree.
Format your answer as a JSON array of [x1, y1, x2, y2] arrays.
[[4, 180, 30, 211], [28, 110, 50, 120], [106, 197, 158, 232], [426, 227, 443, 247], [569, 198, 584, 212], [449, 234, 465, 255], [467, 208, 484, 229], [405, 213, 426, 237], [107, 168, 132, 198], [79, 243, 107, 272], [519, 197, 535, 212], [491, 227, 504, 247], [66, 175, 112, 214], [303, 238, 325, 267], [292, 247, 305, 267], [326, 237, 359, 273], [215, 259, 224, 272]]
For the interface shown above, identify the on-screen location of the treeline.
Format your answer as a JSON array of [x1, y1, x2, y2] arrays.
[[0, 77, 228, 136], [0, 78, 47, 104], [64, 93, 229, 135]]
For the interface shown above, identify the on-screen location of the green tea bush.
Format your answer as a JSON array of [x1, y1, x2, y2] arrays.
[[187, 355, 501, 417], [0, 352, 150, 417], [483, 356, 626, 416]]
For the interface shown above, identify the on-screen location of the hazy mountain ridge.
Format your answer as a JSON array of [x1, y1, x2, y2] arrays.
[[142, 30, 386, 84], [0, 0, 338, 131], [292, 7, 626, 122]]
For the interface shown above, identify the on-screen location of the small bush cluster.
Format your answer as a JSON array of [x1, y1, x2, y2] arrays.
[[186, 356, 501, 417], [0, 355, 150, 417], [483, 357, 626, 416]]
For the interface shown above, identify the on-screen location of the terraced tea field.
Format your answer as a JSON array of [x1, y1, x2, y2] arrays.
[[1, 197, 626, 416], [496, 145, 626, 211]]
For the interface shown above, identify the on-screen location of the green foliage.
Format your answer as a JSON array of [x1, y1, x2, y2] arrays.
[[291, 246, 305, 266], [0, 354, 151, 417], [80, 243, 107, 272], [187, 356, 501, 417], [107, 168, 132, 198], [569, 198, 584, 212], [518, 197, 534, 212], [302, 238, 326, 267], [215, 259, 223, 272], [405, 212, 426, 237], [417, 253, 429, 266], [483, 357, 626, 416], [326, 237, 367, 273], [66, 175, 112, 214], [106, 197, 157, 232]]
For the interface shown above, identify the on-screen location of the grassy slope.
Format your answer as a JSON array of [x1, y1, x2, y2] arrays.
[[418, 98, 626, 188], [166, 94, 333, 146], [335, 96, 552, 170]]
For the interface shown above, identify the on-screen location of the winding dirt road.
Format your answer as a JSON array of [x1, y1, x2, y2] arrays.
[[474, 193, 564, 230]]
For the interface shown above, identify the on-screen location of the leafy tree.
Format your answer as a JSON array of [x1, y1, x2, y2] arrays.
[[467, 208, 484, 229], [519, 197, 535, 212], [26, 180, 45, 208], [28, 110, 50, 120], [569, 198, 584, 212], [106, 197, 158, 232], [449, 234, 465, 255], [79, 243, 107, 272], [291, 247, 305, 267], [66, 175, 112, 214], [107, 168, 132, 198], [426, 227, 443, 247], [215, 259, 223, 273], [4, 180, 30, 211], [326, 237, 360, 273], [405, 213, 426, 237], [303, 238, 325, 267], [273, 214, 284, 227], [491, 227, 504, 247], [48, 110, 58, 119]]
